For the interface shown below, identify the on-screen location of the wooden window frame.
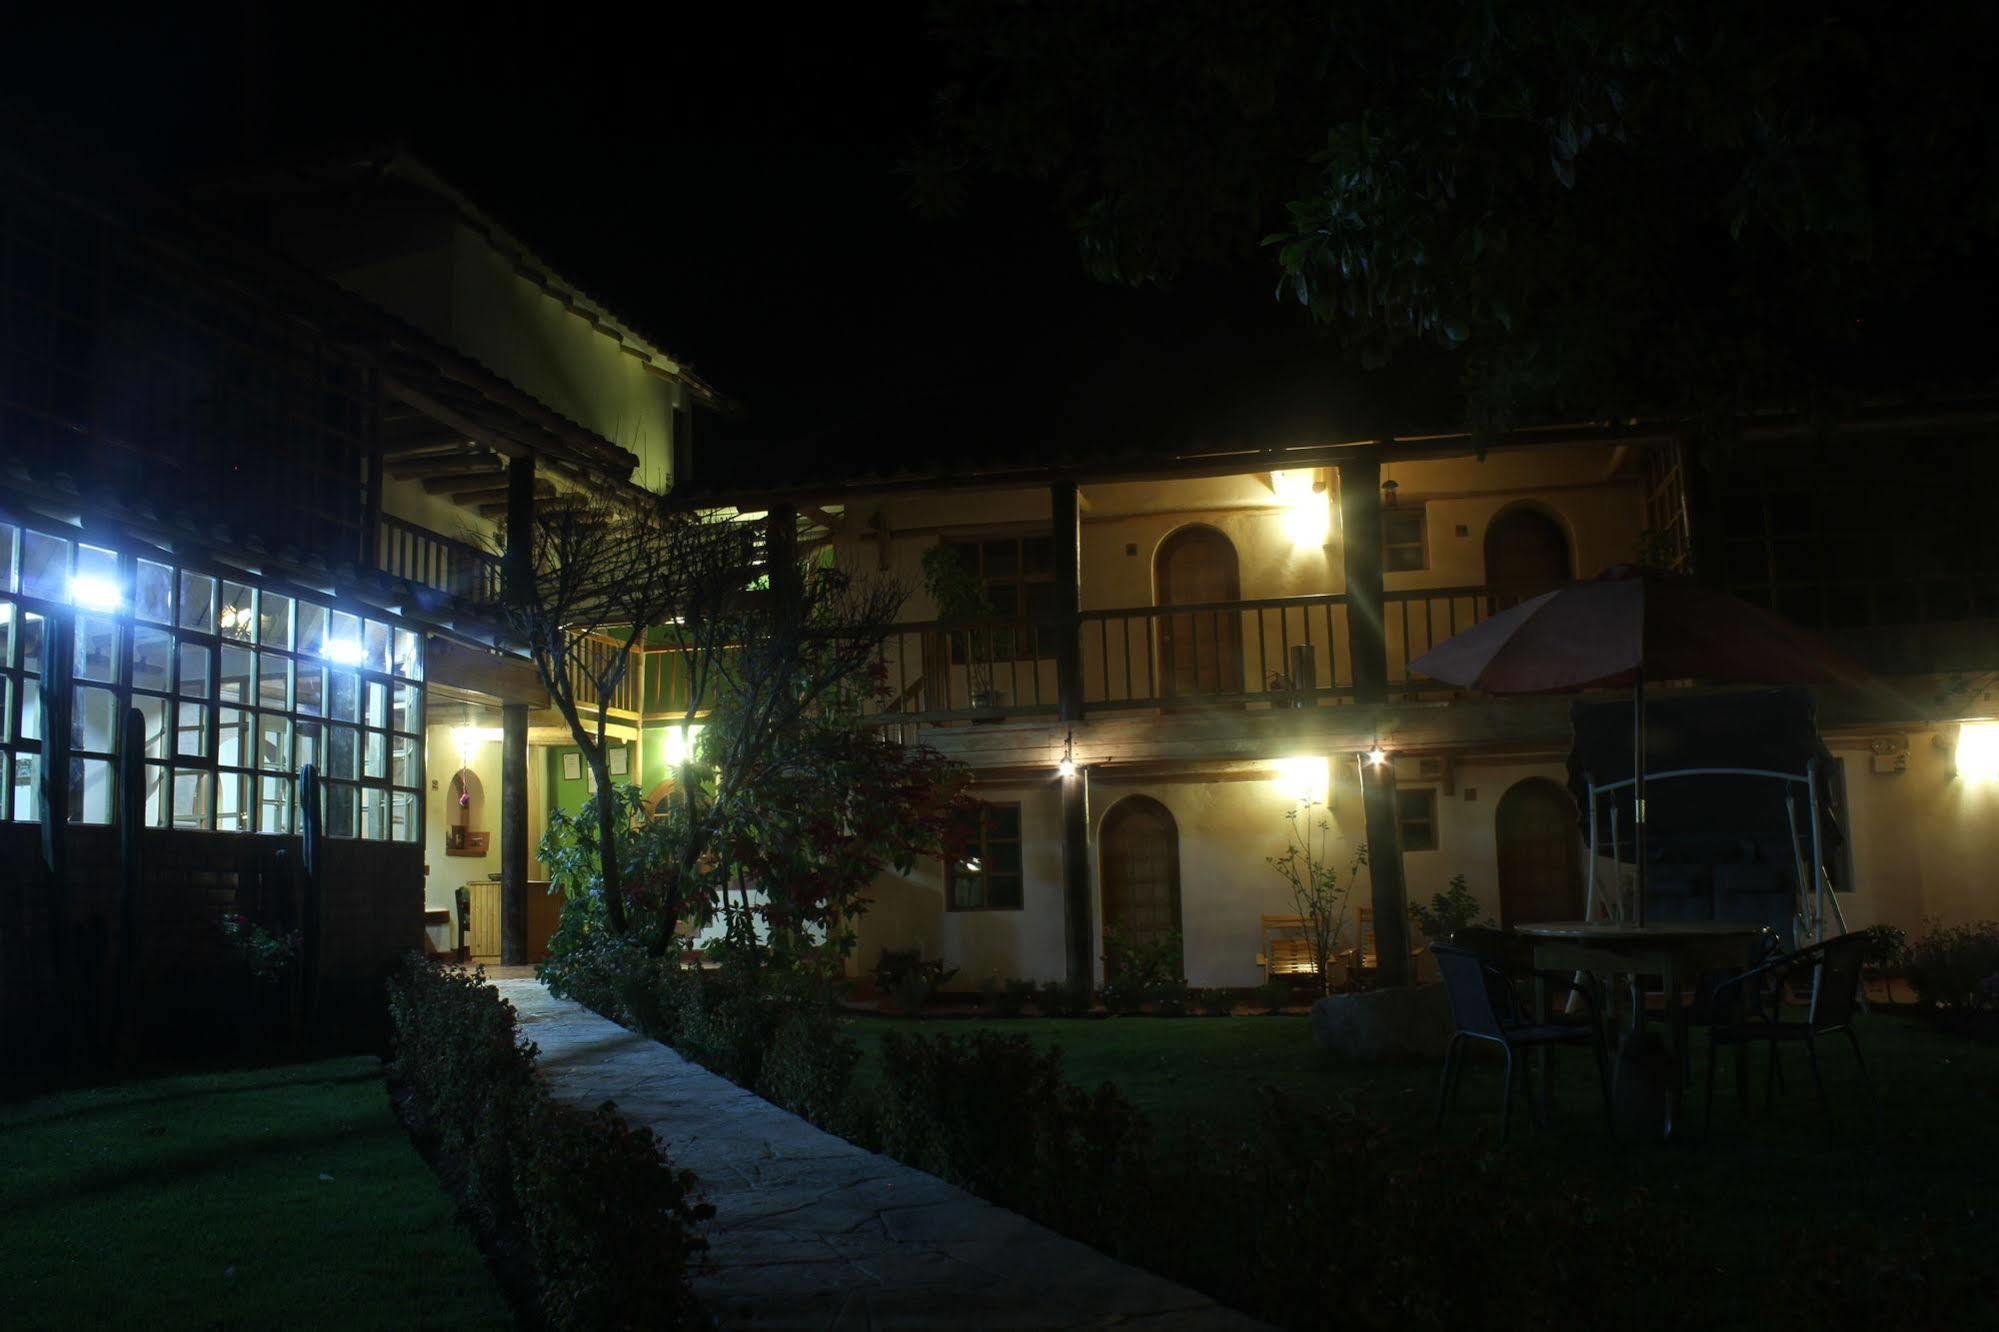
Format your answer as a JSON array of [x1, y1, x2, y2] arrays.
[[945, 800, 1025, 911], [1382, 504, 1429, 573], [1396, 786, 1439, 852], [940, 532, 1058, 660]]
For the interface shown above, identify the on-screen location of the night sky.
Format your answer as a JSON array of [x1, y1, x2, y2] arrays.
[[5, 4, 1376, 477]]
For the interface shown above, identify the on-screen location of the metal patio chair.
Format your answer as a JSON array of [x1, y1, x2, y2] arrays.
[[1432, 942, 1614, 1142], [1703, 930, 1872, 1128]]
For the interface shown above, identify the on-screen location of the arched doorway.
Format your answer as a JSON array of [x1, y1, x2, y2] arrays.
[[1155, 525, 1242, 699], [1484, 506, 1572, 608], [1496, 778, 1584, 928], [1099, 796, 1183, 973]]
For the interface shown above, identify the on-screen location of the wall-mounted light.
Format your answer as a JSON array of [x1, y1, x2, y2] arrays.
[[1274, 469, 1331, 548], [453, 725, 504, 766], [1274, 755, 1328, 805], [663, 723, 705, 769], [1381, 479, 1400, 509], [1957, 722, 1999, 782], [69, 575, 124, 612], [321, 638, 366, 666], [1366, 744, 1388, 768], [1056, 729, 1077, 779]]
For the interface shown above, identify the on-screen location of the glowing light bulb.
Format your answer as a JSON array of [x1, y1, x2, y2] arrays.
[[1057, 756, 1076, 778], [1274, 470, 1330, 548], [69, 575, 124, 611], [1273, 755, 1328, 805], [321, 638, 366, 666], [1958, 723, 1999, 782], [1366, 746, 1388, 768]]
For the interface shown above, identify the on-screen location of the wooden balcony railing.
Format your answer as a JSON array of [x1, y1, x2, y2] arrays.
[[568, 632, 644, 716], [376, 514, 503, 605]]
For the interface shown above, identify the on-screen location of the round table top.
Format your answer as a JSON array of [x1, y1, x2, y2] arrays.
[[1512, 920, 1771, 943]]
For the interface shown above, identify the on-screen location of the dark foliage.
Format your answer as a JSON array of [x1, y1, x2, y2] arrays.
[[1902, 920, 1999, 1012]]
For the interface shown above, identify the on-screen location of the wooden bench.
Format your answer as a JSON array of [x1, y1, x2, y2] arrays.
[[1258, 914, 1321, 981]]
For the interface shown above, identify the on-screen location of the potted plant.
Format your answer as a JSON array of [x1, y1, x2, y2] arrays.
[[921, 545, 1006, 712]]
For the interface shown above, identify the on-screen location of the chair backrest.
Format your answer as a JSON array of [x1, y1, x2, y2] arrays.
[[1806, 931, 1869, 1032], [1431, 943, 1508, 1038]]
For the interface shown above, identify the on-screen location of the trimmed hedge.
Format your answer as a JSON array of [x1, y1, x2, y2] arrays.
[[386, 958, 712, 1330]]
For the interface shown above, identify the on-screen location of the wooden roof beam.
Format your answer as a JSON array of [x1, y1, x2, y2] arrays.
[[420, 465, 509, 493]]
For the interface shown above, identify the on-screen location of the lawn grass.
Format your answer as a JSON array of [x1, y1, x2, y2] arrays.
[[846, 1004, 1999, 1285], [0, 1057, 509, 1331]]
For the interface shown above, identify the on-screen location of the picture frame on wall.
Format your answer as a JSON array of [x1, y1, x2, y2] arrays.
[[609, 746, 629, 776], [562, 752, 581, 782]]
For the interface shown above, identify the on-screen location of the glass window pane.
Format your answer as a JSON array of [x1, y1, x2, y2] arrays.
[[22, 611, 43, 675], [364, 681, 386, 728], [72, 685, 118, 753], [74, 613, 120, 683], [392, 683, 420, 734], [177, 642, 211, 697], [132, 625, 173, 692], [361, 786, 388, 841], [215, 771, 250, 832], [393, 628, 422, 680], [327, 724, 358, 779], [136, 694, 168, 759], [324, 782, 356, 838], [988, 804, 1021, 838], [178, 572, 215, 634], [72, 546, 121, 610], [0, 601, 13, 668], [0, 677, 9, 743], [218, 707, 250, 768], [982, 539, 1018, 577], [391, 733, 418, 787], [172, 769, 211, 829], [21, 530, 69, 600], [295, 720, 322, 773], [11, 753, 37, 820], [0, 522, 14, 592], [297, 601, 328, 658], [295, 663, 324, 716], [176, 702, 208, 757], [364, 729, 386, 779], [135, 560, 172, 623], [219, 645, 254, 704], [143, 762, 168, 827], [1021, 536, 1053, 575], [218, 582, 255, 641], [259, 591, 294, 649], [392, 789, 418, 842], [69, 757, 114, 824], [329, 610, 362, 662], [365, 619, 390, 674], [328, 670, 358, 722], [258, 776, 292, 834], [258, 653, 291, 709], [21, 682, 40, 742], [987, 840, 1022, 874], [258, 714, 292, 771]]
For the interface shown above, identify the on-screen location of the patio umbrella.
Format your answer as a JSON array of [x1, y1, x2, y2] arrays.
[[1409, 565, 1868, 924]]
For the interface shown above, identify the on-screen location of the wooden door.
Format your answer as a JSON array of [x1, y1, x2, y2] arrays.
[[467, 880, 502, 961], [1496, 779, 1584, 928], [1155, 526, 1243, 699], [1100, 797, 1183, 970], [1484, 507, 1572, 609]]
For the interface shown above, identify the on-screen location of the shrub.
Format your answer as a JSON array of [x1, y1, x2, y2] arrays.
[[386, 957, 710, 1328], [1410, 873, 1492, 940], [1037, 978, 1093, 1017], [1902, 920, 1999, 1011], [1255, 978, 1293, 1013], [1195, 987, 1237, 1017], [873, 946, 958, 1012], [1147, 980, 1191, 1017], [874, 1030, 1150, 1230], [757, 1006, 861, 1130], [985, 977, 1034, 1017]]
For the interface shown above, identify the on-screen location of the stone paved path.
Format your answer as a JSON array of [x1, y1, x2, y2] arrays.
[[494, 979, 1266, 1331]]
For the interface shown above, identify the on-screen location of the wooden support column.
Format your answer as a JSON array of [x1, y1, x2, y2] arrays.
[[1061, 766, 1093, 990], [38, 611, 73, 1057], [1359, 755, 1412, 987], [1052, 482, 1084, 722], [1337, 456, 1387, 704], [500, 703, 530, 966], [767, 505, 802, 625], [503, 456, 536, 604]]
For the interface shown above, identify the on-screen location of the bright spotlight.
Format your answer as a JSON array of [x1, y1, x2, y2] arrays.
[[69, 575, 124, 611], [1958, 722, 1999, 782], [1273, 755, 1328, 805]]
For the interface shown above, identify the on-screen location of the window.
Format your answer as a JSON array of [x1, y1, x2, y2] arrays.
[[940, 534, 1058, 658], [1397, 787, 1438, 851], [946, 801, 1024, 910], [1382, 506, 1428, 572], [0, 521, 423, 840]]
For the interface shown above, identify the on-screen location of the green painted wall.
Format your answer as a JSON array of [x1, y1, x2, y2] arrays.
[[544, 741, 637, 818]]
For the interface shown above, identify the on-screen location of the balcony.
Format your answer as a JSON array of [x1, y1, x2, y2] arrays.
[[376, 514, 504, 607]]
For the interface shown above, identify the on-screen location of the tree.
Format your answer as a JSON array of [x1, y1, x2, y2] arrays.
[[918, 1, 1999, 435], [1266, 797, 1365, 997]]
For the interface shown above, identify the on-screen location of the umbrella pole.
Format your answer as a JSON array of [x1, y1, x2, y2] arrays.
[[1634, 670, 1647, 928]]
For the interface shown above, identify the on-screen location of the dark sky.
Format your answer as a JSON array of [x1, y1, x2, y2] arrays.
[[4, 5, 1401, 477]]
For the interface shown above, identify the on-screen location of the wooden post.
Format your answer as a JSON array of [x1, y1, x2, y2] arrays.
[[298, 764, 323, 1027], [1337, 456, 1387, 704], [115, 705, 145, 1055], [39, 611, 74, 1057], [1061, 766, 1092, 990], [1359, 754, 1412, 987], [504, 456, 536, 604], [1052, 482, 1084, 722], [362, 369, 384, 572], [500, 703, 530, 966]]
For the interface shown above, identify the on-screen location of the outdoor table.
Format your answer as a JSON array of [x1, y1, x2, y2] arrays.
[[1514, 920, 1771, 1134]]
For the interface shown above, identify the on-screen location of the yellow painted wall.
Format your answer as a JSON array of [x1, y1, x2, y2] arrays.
[[1828, 728, 1999, 931], [421, 725, 502, 952]]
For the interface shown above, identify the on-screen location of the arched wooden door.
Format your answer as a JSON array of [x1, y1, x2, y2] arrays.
[[1155, 526, 1243, 699], [1100, 797, 1183, 970], [1496, 778, 1584, 928], [1484, 507, 1572, 609]]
